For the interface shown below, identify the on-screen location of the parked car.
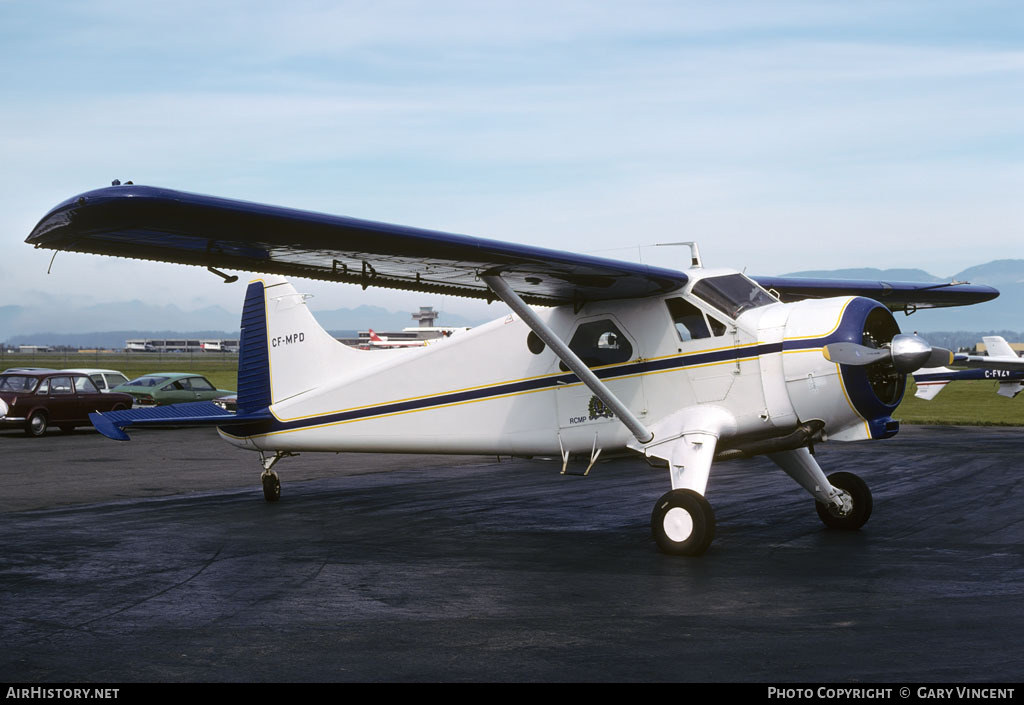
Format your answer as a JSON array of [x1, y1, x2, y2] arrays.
[[62, 368, 130, 393], [213, 394, 237, 412], [110, 373, 234, 407], [0, 370, 134, 436]]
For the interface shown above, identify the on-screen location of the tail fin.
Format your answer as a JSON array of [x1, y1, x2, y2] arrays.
[[983, 336, 1017, 359], [912, 367, 952, 401], [237, 276, 369, 411]]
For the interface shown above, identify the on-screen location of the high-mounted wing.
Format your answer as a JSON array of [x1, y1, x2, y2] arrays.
[[751, 275, 998, 312], [26, 184, 687, 306]]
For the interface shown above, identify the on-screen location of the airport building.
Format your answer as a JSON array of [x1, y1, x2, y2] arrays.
[[125, 338, 240, 353]]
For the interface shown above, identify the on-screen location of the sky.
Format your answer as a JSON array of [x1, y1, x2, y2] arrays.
[[1, 0, 1022, 325]]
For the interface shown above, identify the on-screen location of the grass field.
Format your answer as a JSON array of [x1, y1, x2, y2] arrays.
[[5, 353, 1022, 425], [3, 352, 239, 392]]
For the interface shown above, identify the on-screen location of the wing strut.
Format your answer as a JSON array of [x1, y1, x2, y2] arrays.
[[482, 274, 654, 444]]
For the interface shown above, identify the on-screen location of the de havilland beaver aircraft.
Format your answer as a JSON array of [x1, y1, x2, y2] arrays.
[[25, 184, 999, 555]]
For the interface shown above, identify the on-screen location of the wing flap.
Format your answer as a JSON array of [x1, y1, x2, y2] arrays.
[[27, 185, 688, 305]]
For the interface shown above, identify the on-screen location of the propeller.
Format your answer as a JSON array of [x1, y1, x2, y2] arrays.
[[823, 334, 954, 374]]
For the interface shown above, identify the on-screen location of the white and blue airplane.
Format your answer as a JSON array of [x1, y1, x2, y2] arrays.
[[914, 336, 1024, 400], [25, 184, 999, 555]]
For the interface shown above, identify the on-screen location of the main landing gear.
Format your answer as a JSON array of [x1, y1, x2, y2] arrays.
[[814, 471, 873, 530], [651, 489, 716, 556], [650, 447, 874, 556]]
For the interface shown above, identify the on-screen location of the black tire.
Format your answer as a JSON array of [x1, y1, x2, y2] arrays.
[[262, 473, 281, 502], [651, 489, 716, 556], [25, 411, 48, 437], [59, 424, 75, 434], [816, 471, 872, 530]]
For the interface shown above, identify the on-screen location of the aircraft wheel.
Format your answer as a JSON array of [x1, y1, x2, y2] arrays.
[[816, 471, 872, 530], [262, 472, 281, 502], [25, 411, 48, 437], [651, 489, 715, 556]]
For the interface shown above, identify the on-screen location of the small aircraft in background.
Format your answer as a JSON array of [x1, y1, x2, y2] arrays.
[[365, 329, 429, 348], [914, 336, 1024, 400], [25, 184, 999, 555]]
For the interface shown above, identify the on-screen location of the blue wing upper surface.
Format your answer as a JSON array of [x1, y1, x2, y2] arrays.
[[26, 185, 687, 306], [27, 184, 998, 310], [751, 275, 999, 312]]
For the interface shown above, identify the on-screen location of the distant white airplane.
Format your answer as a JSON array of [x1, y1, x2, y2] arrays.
[[25, 184, 1000, 555], [914, 336, 1024, 400], [364, 329, 428, 348]]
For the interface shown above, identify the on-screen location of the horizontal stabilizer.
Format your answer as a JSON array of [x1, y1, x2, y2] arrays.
[[90, 401, 272, 441], [997, 382, 1024, 399]]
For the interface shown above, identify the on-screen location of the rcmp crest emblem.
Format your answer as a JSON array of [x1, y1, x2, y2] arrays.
[[587, 395, 615, 420]]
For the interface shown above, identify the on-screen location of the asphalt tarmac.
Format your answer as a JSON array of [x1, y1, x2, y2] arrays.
[[1, 424, 1021, 683]]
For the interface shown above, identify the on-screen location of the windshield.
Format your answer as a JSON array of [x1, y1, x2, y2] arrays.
[[691, 274, 776, 319], [124, 376, 171, 387], [0, 375, 39, 393]]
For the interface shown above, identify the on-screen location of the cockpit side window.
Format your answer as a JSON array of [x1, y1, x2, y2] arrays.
[[559, 320, 633, 370], [691, 274, 775, 319], [666, 298, 728, 342]]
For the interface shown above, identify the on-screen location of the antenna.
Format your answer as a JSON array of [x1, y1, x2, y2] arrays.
[[655, 241, 702, 269]]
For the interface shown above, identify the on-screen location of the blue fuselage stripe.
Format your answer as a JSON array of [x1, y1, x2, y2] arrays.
[[225, 339, 823, 437]]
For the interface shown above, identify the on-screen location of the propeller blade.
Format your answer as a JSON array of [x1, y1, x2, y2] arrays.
[[923, 347, 955, 368], [823, 335, 953, 374], [822, 343, 890, 366]]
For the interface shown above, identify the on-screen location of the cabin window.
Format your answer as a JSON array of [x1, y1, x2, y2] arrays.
[[558, 320, 633, 370], [691, 274, 775, 319], [666, 298, 728, 341], [526, 331, 545, 355]]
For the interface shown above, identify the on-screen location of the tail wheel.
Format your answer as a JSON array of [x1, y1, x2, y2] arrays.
[[816, 471, 872, 530], [651, 489, 716, 556], [262, 472, 281, 502]]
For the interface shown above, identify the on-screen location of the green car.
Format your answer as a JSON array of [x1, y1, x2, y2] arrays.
[[110, 373, 235, 407]]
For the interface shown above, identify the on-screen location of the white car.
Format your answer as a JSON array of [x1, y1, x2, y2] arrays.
[[61, 368, 130, 393]]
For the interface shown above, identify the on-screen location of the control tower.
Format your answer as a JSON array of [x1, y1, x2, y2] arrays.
[[411, 306, 439, 328]]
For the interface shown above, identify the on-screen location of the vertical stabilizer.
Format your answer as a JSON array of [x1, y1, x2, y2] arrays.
[[236, 276, 370, 411], [236, 280, 272, 415], [983, 336, 1017, 359]]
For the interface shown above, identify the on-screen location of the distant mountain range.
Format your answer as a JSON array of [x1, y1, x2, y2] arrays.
[[1, 301, 486, 349], [3, 259, 1021, 347]]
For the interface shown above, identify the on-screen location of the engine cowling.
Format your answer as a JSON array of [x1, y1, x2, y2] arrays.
[[777, 296, 904, 442]]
